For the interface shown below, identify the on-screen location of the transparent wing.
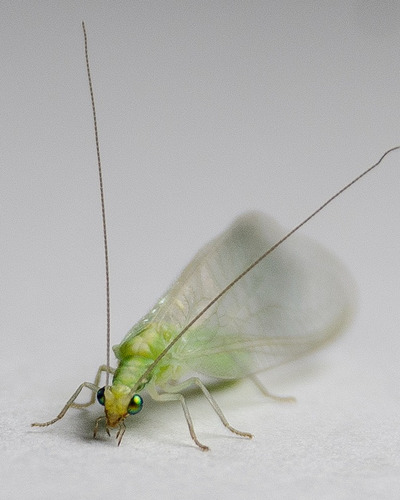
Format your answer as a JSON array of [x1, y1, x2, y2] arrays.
[[123, 212, 355, 379]]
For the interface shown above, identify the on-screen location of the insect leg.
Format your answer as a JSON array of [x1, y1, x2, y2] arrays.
[[147, 382, 210, 451], [163, 378, 253, 440], [71, 364, 115, 408], [31, 382, 99, 427], [248, 374, 296, 403]]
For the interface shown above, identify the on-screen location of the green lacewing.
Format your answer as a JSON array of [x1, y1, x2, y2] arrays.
[[32, 23, 399, 450]]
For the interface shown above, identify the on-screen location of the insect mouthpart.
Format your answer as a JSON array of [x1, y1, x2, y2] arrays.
[[93, 385, 143, 445], [93, 414, 126, 446]]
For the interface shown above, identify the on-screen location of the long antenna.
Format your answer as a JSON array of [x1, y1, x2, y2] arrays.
[[82, 22, 111, 386], [131, 145, 400, 394]]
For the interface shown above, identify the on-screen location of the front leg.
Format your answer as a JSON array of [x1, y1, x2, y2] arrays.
[[32, 364, 115, 427], [71, 364, 115, 408], [147, 382, 209, 451], [148, 377, 252, 451], [31, 381, 99, 427], [164, 378, 253, 440]]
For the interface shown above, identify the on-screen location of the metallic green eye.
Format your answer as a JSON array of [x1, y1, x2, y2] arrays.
[[97, 387, 105, 406], [127, 394, 143, 415]]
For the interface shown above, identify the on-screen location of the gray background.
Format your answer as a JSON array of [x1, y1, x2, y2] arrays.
[[2, 1, 400, 499]]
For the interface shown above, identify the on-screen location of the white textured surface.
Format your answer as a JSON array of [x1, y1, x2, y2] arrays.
[[2, 2, 400, 499]]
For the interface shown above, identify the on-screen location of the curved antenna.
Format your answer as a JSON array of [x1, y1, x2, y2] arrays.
[[82, 22, 111, 386], [130, 145, 400, 395]]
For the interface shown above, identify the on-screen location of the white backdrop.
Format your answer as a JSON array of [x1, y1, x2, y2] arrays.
[[1, 2, 400, 499]]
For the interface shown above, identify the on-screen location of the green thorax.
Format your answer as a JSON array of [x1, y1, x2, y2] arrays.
[[112, 322, 181, 390]]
